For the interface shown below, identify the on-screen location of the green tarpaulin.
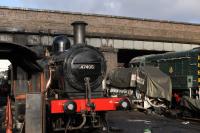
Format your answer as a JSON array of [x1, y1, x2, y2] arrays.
[[108, 66, 172, 101]]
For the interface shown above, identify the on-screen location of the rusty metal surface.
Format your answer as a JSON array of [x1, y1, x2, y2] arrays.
[[25, 93, 43, 133], [5, 97, 12, 133], [15, 94, 26, 100], [40, 73, 45, 92]]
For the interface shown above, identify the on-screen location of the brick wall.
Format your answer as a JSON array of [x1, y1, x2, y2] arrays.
[[0, 7, 200, 44]]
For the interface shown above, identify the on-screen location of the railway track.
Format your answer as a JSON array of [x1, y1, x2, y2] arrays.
[[180, 117, 200, 123], [167, 111, 200, 123]]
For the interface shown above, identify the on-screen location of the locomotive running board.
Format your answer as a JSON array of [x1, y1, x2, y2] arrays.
[[50, 97, 124, 113]]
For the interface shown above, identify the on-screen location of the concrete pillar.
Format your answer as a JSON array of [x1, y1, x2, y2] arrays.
[[100, 46, 118, 75]]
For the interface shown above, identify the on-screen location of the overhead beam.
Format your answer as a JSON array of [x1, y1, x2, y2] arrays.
[[0, 6, 200, 44]]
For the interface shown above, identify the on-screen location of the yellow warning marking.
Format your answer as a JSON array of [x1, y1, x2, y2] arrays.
[[198, 63, 200, 67], [198, 78, 200, 82], [198, 70, 200, 75], [198, 56, 200, 60], [169, 66, 173, 74]]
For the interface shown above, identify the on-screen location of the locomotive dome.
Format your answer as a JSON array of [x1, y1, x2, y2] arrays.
[[52, 35, 71, 53]]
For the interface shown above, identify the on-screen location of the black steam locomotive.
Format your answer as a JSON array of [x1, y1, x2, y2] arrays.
[[4, 21, 130, 133], [44, 21, 130, 132]]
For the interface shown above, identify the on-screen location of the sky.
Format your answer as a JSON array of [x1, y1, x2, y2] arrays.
[[0, 0, 200, 71], [0, 60, 10, 71]]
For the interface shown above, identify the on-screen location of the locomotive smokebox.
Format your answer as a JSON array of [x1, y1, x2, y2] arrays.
[[71, 21, 88, 45]]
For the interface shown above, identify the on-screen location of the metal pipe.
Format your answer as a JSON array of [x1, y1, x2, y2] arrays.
[[68, 114, 87, 130], [42, 69, 52, 94], [71, 21, 88, 44], [199, 88, 200, 99], [102, 79, 106, 90], [146, 97, 166, 108], [189, 88, 192, 98]]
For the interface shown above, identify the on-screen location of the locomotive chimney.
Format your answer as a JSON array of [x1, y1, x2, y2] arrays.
[[71, 21, 88, 44]]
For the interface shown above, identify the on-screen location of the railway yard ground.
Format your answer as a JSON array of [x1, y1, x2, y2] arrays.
[[1, 108, 200, 133], [107, 111, 200, 133]]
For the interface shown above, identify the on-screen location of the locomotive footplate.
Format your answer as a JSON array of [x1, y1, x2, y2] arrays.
[[50, 97, 130, 113]]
